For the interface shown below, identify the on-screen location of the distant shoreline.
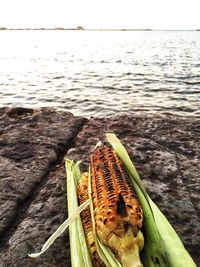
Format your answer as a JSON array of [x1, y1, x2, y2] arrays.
[[0, 27, 153, 31], [0, 27, 199, 31]]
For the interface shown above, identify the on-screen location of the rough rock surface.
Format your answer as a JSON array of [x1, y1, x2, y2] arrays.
[[0, 107, 199, 266], [0, 107, 86, 267]]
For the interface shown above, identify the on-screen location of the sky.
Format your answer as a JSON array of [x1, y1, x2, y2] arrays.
[[0, 0, 199, 30]]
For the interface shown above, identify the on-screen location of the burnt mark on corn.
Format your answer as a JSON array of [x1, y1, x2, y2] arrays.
[[94, 171, 103, 201], [91, 143, 116, 202], [117, 193, 127, 217], [91, 142, 138, 204], [102, 159, 114, 193], [109, 150, 130, 196], [121, 164, 137, 196], [124, 222, 131, 233]]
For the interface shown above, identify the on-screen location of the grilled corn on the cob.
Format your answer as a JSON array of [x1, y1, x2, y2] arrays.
[[29, 133, 196, 267], [90, 142, 144, 267]]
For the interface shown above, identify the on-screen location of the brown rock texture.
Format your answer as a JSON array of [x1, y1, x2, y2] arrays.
[[0, 107, 199, 266]]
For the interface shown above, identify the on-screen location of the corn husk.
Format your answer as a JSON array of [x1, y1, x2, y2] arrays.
[[66, 160, 93, 267]]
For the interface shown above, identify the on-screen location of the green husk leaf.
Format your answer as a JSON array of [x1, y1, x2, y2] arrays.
[[66, 159, 93, 267], [106, 133, 196, 267], [28, 197, 89, 259], [149, 198, 196, 267]]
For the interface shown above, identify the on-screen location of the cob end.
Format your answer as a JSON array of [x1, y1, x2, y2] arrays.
[[107, 223, 144, 267]]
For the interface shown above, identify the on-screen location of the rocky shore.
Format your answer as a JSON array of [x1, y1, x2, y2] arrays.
[[0, 107, 199, 266]]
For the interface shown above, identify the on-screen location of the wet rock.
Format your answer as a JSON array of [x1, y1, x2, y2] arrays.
[[0, 109, 199, 266]]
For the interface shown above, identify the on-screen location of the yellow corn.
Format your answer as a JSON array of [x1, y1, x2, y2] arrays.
[[78, 172, 106, 267], [90, 142, 144, 267]]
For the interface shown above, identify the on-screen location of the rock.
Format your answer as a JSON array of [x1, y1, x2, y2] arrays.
[[0, 108, 199, 266], [0, 107, 86, 266]]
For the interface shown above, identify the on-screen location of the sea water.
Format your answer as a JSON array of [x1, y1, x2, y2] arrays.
[[0, 30, 200, 117]]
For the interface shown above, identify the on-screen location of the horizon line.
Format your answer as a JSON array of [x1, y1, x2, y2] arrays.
[[0, 27, 199, 31]]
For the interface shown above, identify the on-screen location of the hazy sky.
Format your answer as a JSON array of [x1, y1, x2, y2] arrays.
[[0, 0, 199, 29]]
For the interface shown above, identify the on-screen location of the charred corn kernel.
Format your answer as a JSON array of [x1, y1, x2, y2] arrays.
[[90, 142, 144, 267], [78, 172, 106, 267]]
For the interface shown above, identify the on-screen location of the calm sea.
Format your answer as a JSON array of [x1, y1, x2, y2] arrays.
[[0, 30, 200, 118]]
